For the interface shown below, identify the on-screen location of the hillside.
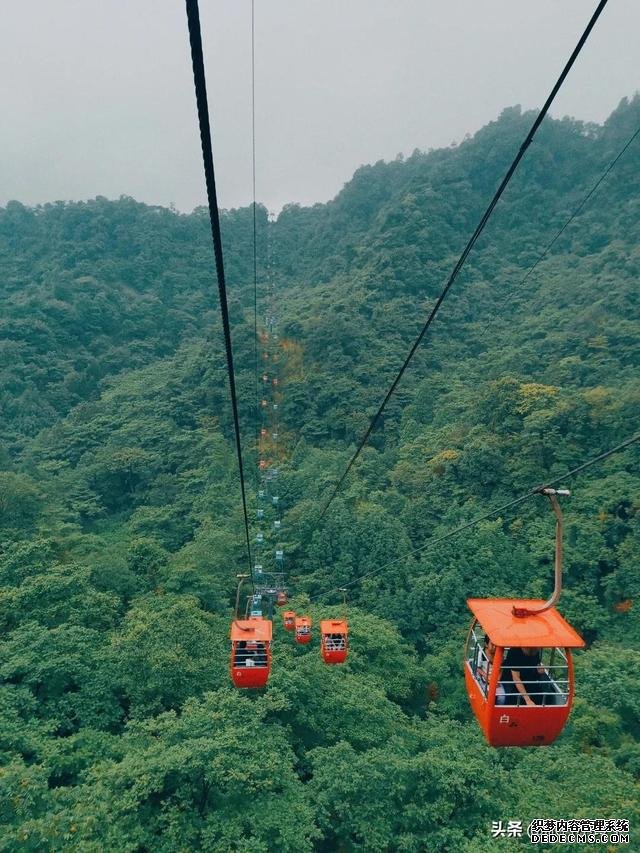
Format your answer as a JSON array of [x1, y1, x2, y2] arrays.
[[0, 97, 639, 850]]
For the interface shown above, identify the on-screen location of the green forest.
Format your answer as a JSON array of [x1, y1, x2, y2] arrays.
[[1, 96, 639, 851]]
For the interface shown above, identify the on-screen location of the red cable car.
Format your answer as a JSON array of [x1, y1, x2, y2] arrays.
[[464, 599, 584, 746], [295, 615, 312, 644], [230, 617, 272, 689], [464, 488, 585, 746], [275, 591, 288, 607], [283, 610, 296, 631], [320, 619, 348, 663]]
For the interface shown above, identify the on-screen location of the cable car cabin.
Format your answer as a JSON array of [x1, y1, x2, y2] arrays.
[[275, 590, 287, 607], [230, 618, 272, 689], [320, 619, 348, 664], [283, 610, 296, 631], [464, 599, 585, 747], [295, 615, 312, 644]]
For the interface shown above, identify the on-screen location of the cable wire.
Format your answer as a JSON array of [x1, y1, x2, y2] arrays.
[[251, 0, 260, 493], [185, 0, 254, 584], [315, 0, 609, 525], [311, 431, 640, 603]]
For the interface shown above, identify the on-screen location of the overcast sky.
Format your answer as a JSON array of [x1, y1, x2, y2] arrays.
[[1, 1, 638, 214]]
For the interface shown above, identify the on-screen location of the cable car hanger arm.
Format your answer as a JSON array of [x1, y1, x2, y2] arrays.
[[512, 488, 570, 618]]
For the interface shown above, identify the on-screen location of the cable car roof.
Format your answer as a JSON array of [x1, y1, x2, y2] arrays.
[[230, 618, 273, 642], [467, 599, 585, 648], [320, 618, 348, 634]]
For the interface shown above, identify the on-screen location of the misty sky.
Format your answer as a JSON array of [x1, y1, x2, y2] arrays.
[[1, 1, 638, 214]]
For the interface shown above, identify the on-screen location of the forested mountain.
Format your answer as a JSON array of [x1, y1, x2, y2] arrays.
[[1, 97, 639, 850]]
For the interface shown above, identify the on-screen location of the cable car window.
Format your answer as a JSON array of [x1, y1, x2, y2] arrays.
[[465, 620, 489, 696]]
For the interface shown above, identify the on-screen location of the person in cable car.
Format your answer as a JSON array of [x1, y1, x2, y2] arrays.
[[233, 640, 247, 666], [326, 633, 346, 650], [501, 647, 557, 707], [254, 642, 267, 667]]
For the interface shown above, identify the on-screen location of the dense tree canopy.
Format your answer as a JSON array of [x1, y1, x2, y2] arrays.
[[1, 96, 639, 849]]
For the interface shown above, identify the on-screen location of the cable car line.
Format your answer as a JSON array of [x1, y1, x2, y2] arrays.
[[251, 0, 260, 490], [311, 431, 640, 604], [185, 0, 254, 584], [314, 0, 610, 526]]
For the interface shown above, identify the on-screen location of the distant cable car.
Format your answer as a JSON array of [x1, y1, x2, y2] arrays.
[[295, 615, 312, 645], [272, 432, 278, 441], [275, 549, 284, 565], [230, 618, 272, 689], [258, 489, 266, 500], [259, 459, 269, 471], [320, 619, 348, 663], [249, 594, 262, 618], [283, 610, 296, 630], [464, 489, 585, 747], [254, 564, 263, 577], [256, 532, 264, 546], [260, 428, 268, 438], [262, 374, 269, 385], [272, 496, 279, 507], [260, 399, 268, 408], [273, 519, 281, 532], [275, 590, 288, 607], [256, 509, 264, 520]]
